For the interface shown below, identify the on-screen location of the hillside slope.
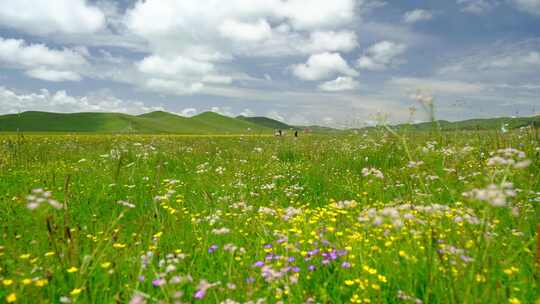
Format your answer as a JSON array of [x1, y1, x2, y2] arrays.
[[0, 111, 271, 134]]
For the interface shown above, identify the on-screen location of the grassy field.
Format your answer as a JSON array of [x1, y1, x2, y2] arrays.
[[0, 128, 539, 303]]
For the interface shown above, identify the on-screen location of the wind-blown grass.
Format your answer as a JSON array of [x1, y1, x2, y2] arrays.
[[0, 129, 538, 303]]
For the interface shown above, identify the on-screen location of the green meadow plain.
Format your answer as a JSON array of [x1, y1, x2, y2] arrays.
[[0, 127, 539, 303]]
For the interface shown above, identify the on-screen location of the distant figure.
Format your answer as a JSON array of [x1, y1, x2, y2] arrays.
[[278, 129, 282, 136], [294, 130, 298, 137]]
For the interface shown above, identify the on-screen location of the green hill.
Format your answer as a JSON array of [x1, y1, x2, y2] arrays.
[[403, 116, 540, 131], [236, 115, 292, 130], [0, 111, 270, 134]]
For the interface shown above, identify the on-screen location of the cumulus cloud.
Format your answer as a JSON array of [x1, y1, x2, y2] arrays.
[[509, 0, 540, 15], [0, 87, 161, 114], [0, 37, 87, 82], [356, 41, 407, 71], [303, 31, 358, 53], [291, 52, 358, 81], [319, 77, 359, 91], [137, 55, 214, 78], [457, 0, 497, 14], [219, 19, 273, 42], [180, 108, 198, 117], [403, 9, 433, 23], [25, 69, 82, 82], [0, 0, 105, 35]]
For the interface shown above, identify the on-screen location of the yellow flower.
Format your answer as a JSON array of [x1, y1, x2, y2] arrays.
[[19, 254, 30, 260], [113, 243, 126, 249], [100, 262, 111, 269], [344, 280, 355, 286], [475, 274, 486, 283], [34, 279, 48, 287], [70, 288, 83, 296], [3, 279, 14, 286], [67, 266, 78, 273], [6, 293, 16, 303], [21, 278, 32, 285], [44, 251, 55, 257], [509, 298, 521, 304]]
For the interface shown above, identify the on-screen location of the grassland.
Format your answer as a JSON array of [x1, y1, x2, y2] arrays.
[[0, 128, 539, 303]]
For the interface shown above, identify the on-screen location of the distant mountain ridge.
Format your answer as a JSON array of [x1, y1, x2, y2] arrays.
[[0, 111, 538, 133], [0, 111, 291, 133]]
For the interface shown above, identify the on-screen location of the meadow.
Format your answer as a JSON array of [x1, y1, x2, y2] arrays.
[[0, 128, 538, 303]]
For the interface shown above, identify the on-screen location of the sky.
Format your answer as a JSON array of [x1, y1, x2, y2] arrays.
[[0, 0, 539, 127]]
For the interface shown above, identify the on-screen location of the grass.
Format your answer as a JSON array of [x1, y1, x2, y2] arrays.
[[0, 128, 538, 303]]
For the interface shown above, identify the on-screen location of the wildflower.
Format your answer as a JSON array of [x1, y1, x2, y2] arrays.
[[152, 278, 166, 286], [6, 293, 16, 303], [509, 298, 521, 304], [100, 262, 111, 269], [59, 296, 72, 303], [129, 294, 146, 304], [26, 188, 62, 210], [208, 244, 218, 253], [117, 200, 135, 208], [463, 183, 515, 207], [67, 266, 78, 273], [70, 288, 82, 296], [113, 243, 126, 249], [3, 279, 14, 286]]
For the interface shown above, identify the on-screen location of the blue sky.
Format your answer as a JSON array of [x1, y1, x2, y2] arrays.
[[0, 0, 539, 127]]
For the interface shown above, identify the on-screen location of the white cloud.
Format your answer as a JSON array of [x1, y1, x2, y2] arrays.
[[144, 78, 204, 96], [0, 87, 161, 114], [0, 37, 87, 82], [356, 41, 407, 71], [210, 106, 235, 117], [239, 108, 256, 116], [319, 77, 359, 91], [180, 108, 198, 117], [304, 31, 358, 53], [291, 52, 358, 81], [509, 0, 540, 15], [219, 19, 273, 42], [25, 68, 82, 82], [137, 55, 214, 78], [457, 0, 497, 14], [403, 9, 433, 24], [0, 37, 87, 68], [0, 0, 105, 35]]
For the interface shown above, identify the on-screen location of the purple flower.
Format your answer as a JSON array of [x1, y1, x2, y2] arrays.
[[152, 278, 166, 286], [308, 265, 316, 271], [245, 277, 255, 283], [292, 266, 300, 273], [341, 261, 351, 269], [208, 244, 218, 253], [194, 289, 206, 299], [287, 257, 295, 263], [138, 275, 145, 282], [253, 261, 265, 267], [263, 243, 272, 249]]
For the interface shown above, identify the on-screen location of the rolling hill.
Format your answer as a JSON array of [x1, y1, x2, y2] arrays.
[[236, 115, 292, 130], [1, 111, 538, 134], [0, 111, 272, 134], [399, 116, 540, 131]]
